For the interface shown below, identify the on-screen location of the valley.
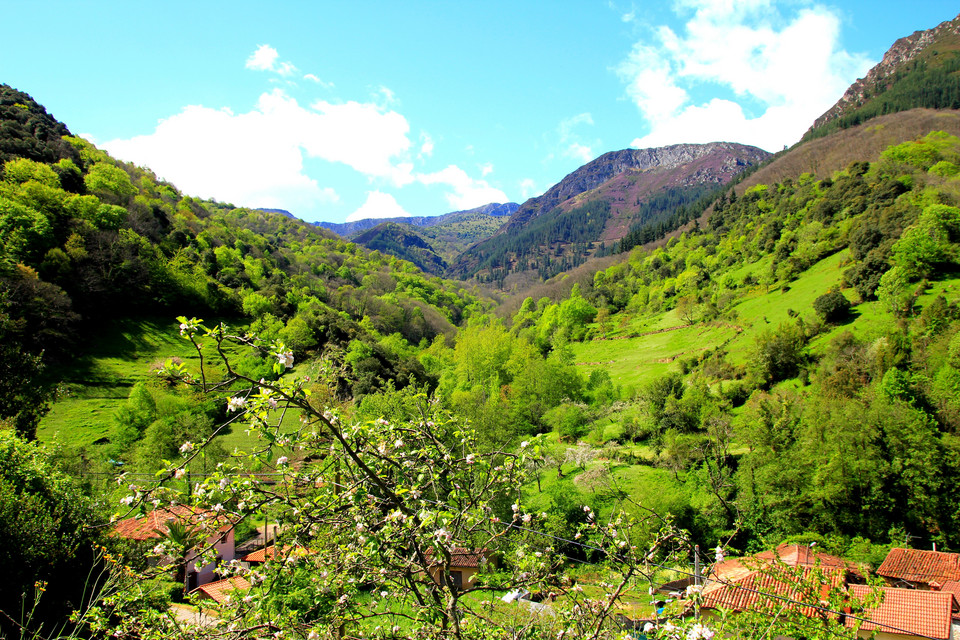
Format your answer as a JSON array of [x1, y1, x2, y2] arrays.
[[6, 7, 960, 640]]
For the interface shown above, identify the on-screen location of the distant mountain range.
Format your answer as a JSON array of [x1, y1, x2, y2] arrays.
[[449, 142, 770, 283], [317, 202, 518, 237]]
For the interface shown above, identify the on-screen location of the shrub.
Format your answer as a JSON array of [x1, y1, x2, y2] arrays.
[[813, 290, 852, 323]]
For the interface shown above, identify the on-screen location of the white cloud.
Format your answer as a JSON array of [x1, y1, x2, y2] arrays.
[[419, 131, 434, 158], [619, 1, 873, 151], [480, 162, 494, 177], [374, 85, 397, 107], [246, 44, 279, 71], [519, 178, 538, 199], [346, 191, 412, 222], [101, 88, 415, 216], [557, 113, 597, 164], [245, 45, 298, 76], [565, 143, 595, 163], [418, 165, 509, 210]]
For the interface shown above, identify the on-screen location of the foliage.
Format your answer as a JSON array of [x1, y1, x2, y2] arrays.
[[812, 290, 851, 323], [89, 318, 695, 639], [0, 430, 108, 638]]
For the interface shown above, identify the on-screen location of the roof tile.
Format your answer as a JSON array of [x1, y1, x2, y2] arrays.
[[192, 576, 251, 604], [113, 505, 229, 541], [846, 585, 954, 639], [877, 548, 960, 587]]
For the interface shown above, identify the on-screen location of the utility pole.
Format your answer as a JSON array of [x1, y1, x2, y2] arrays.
[[694, 544, 702, 621], [694, 544, 701, 587]]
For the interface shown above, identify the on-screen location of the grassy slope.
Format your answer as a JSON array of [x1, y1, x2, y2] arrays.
[[39, 317, 200, 448], [567, 248, 925, 390], [38, 317, 303, 455]]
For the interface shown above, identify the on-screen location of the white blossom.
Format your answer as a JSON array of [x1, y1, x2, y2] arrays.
[[715, 545, 725, 564], [520, 440, 530, 448], [179, 441, 194, 454], [227, 397, 246, 412], [277, 351, 294, 368], [465, 453, 476, 464], [277, 456, 289, 465], [120, 495, 134, 505], [687, 624, 715, 640]]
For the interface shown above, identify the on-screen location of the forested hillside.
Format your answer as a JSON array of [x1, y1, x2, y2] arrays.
[[505, 129, 960, 553], [0, 83, 489, 446]]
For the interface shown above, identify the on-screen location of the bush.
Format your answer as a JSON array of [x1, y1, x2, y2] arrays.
[[546, 402, 590, 441], [813, 290, 852, 323], [750, 322, 808, 388]]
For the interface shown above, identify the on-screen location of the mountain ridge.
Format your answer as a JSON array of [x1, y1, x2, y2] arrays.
[[450, 142, 770, 282], [807, 12, 960, 137], [317, 202, 518, 237]]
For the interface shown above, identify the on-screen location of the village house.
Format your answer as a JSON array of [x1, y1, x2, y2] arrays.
[[696, 543, 960, 640], [426, 547, 491, 590], [113, 505, 235, 591], [877, 548, 960, 590], [192, 576, 251, 605], [845, 584, 960, 640]]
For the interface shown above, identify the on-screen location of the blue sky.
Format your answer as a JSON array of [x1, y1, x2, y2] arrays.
[[1, 1, 957, 223]]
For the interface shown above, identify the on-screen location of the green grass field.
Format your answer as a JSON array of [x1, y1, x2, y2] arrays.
[[39, 317, 205, 449], [37, 316, 295, 456]]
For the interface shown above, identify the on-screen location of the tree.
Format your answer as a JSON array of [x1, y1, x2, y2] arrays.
[[812, 290, 851, 323], [0, 292, 56, 439], [0, 431, 108, 638], [98, 318, 690, 639], [749, 322, 807, 388], [83, 162, 136, 202]]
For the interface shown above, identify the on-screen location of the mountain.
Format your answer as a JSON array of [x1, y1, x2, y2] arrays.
[[352, 222, 447, 275], [317, 202, 517, 237], [450, 142, 770, 283], [805, 12, 960, 140]]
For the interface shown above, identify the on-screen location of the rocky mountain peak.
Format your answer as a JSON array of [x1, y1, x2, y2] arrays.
[[810, 13, 960, 131]]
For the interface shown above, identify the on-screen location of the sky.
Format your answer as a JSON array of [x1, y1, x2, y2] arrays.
[[1, 1, 958, 224]]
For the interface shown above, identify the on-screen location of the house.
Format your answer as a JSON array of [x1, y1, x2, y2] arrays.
[[845, 585, 960, 640], [235, 523, 280, 557], [113, 505, 235, 590], [426, 547, 491, 590], [698, 544, 865, 632], [698, 544, 960, 640], [192, 576, 251, 605], [877, 548, 960, 590], [704, 542, 864, 601]]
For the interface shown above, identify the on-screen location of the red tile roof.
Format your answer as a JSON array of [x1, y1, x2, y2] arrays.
[[846, 585, 955, 639], [702, 565, 844, 618], [192, 576, 251, 604], [938, 580, 960, 606], [707, 543, 862, 590], [243, 545, 280, 563], [113, 505, 229, 541], [425, 547, 488, 568], [877, 548, 960, 587], [755, 543, 864, 577]]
